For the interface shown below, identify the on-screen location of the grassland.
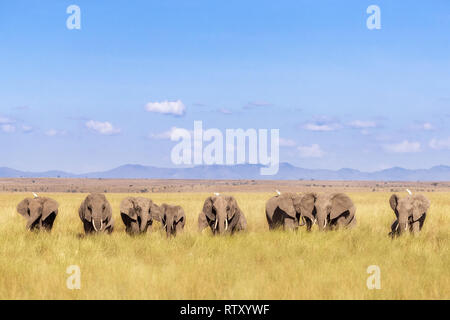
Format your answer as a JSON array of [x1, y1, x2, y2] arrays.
[[0, 191, 448, 299]]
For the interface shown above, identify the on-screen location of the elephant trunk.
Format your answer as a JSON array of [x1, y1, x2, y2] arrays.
[[215, 213, 227, 234], [169, 217, 175, 236], [139, 214, 148, 233], [398, 215, 408, 235], [92, 217, 103, 232], [316, 211, 327, 231]]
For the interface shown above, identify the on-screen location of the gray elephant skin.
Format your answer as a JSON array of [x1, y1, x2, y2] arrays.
[[78, 193, 114, 234], [120, 197, 161, 235], [17, 196, 59, 231], [389, 194, 430, 237], [198, 195, 247, 235], [295, 192, 357, 231], [265, 193, 303, 230], [160, 203, 185, 237]]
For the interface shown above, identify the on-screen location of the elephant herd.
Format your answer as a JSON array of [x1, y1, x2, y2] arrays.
[[16, 191, 431, 238]]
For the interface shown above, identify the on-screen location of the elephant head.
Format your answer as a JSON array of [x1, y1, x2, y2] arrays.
[[389, 193, 430, 236], [265, 192, 304, 230], [160, 204, 185, 237], [198, 194, 247, 235], [120, 197, 161, 234], [299, 193, 356, 231], [78, 193, 114, 234], [17, 195, 59, 231]]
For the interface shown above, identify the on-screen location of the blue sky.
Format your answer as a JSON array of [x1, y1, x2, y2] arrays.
[[1, 0, 449, 173]]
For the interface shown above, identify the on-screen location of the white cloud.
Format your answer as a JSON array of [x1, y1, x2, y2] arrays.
[[422, 122, 434, 130], [150, 127, 183, 140], [218, 108, 232, 115], [45, 129, 67, 137], [297, 144, 325, 158], [279, 138, 296, 147], [22, 125, 33, 133], [348, 120, 377, 128], [145, 100, 186, 116], [85, 120, 121, 135], [429, 138, 450, 150], [303, 122, 340, 131], [0, 116, 14, 124], [384, 140, 421, 153], [1, 124, 15, 133]]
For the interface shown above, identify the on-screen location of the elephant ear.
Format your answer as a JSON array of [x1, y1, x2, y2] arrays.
[[120, 197, 137, 220], [225, 196, 240, 220], [176, 206, 185, 223], [17, 198, 31, 218], [300, 193, 316, 221], [79, 195, 91, 221], [150, 202, 162, 222], [412, 195, 430, 221], [330, 193, 354, 220], [277, 195, 296, 218], [389, 194, 399, 217], [42, 198, 59, 220], [202, 197, 215, 220]]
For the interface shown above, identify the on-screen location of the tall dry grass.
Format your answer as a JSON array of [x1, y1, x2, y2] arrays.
[[0, 192, 448, 299]]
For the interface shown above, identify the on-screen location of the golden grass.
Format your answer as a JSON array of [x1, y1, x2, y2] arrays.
[[0, 192, 448, 300]]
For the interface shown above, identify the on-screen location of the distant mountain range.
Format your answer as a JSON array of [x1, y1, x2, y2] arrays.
[[1, 163, 450, 181]]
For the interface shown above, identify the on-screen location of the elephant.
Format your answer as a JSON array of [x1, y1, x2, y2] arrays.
[[78, 193, 114, 234], [17, 195, 59, 231], [198, 194, 247, 235], [265, 192, 304, 230], [120, 197, 161, 235], [299, 192, 357, 231], [389, 193, 430, 237], [160, 203, 185, 237]]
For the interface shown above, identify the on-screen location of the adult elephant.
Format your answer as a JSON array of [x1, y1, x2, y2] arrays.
[[300, 192, 357, 231], [389, 193, 430, 237], [120, 197, 161, 235], [198, 194, 247, 235], [17, 194, 59, 231], [265, 192, 304, 230], [160, 203, 185, 237], [79, 193, 114, 234]]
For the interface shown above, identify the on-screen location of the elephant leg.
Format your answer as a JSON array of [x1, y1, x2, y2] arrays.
[[389, 220, 399, 238], [266, 210, 274, 230], [83, 220, 94, 234], [305, 218, 313, 231], [283, 217, 296, 231], [42, 213, 57, 231], [235, 214, 247, 232], [418, 213, 426, 231], [411, 221, 421, 234]]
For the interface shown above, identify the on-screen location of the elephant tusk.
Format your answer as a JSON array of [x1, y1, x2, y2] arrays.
[[323, 219, 327, 228], [101, 220, 103, 231], [214, 219, 218, 230], [225, 219, 228, 231], [313, 218, 317, 225], [406, 189, 412, 195], [276, 189, 281, 195], [92, 220, 98, 232], [32, 192, 38, 198]]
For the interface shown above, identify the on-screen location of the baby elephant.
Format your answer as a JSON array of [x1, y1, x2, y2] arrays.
[[17, 195, 59, 231], [198, 194, 247, 235], [78, 193, 114, 234], [389, 193, 430, 237], [160, 204, 185, 237], [120, 197, 161, 235]]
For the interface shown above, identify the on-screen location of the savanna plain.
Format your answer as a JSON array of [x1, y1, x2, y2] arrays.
[[0, 183, 448, 299]]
